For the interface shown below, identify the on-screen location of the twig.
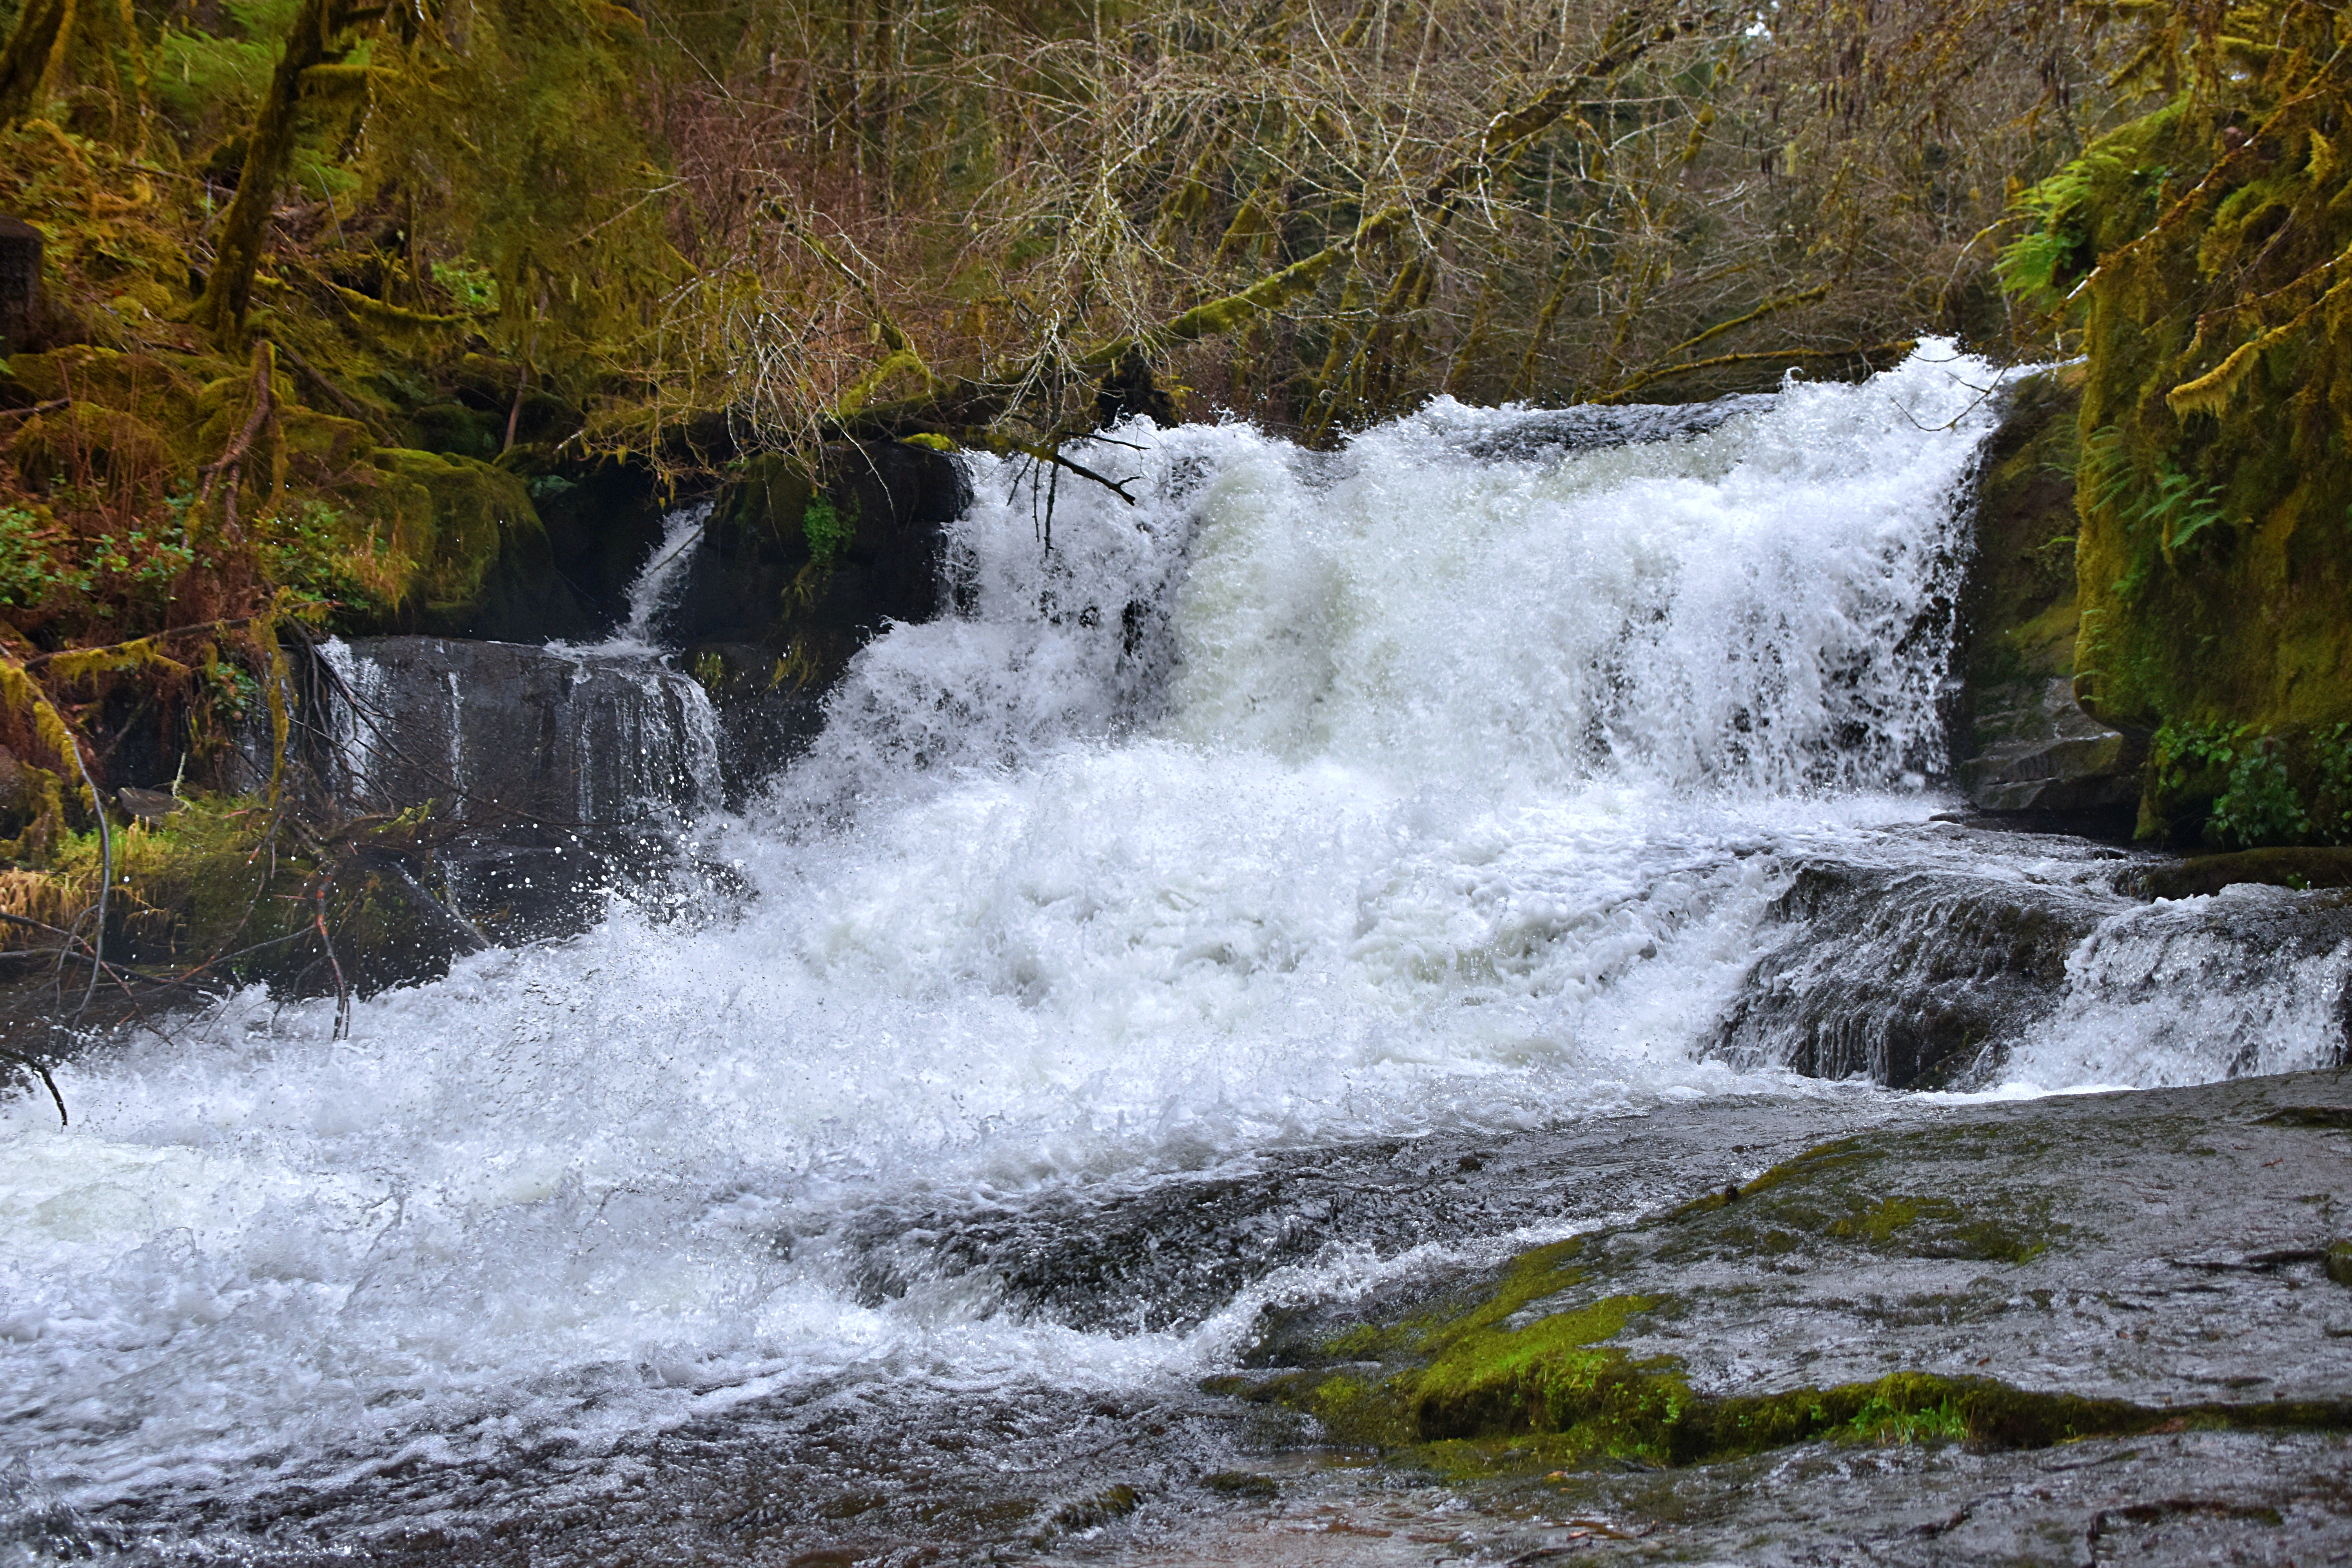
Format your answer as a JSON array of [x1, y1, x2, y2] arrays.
[[0, 1048, 67, 1127], [61, 740, 111, 1018], [312, 879, 351, 1040], [194, 341, 276, 533]]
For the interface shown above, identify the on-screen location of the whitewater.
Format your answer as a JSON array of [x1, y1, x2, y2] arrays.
[[2, 345, 2339, 1548]]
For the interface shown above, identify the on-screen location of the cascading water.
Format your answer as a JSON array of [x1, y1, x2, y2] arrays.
[[4, 345, 2347, 1558], [312, 500, 725, 824], [570, 500, 713, 658]]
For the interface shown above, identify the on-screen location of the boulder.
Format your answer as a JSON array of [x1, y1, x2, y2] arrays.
[[1957, 676, 2143, 813], [313, 636, 720, 826], [1716, 858, 2116, 1089]]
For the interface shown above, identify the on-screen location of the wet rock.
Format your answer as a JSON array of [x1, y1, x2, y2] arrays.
[[338, 447, 604, 642], [1715, 859, 2116, 1088], [317, 636, 720, 826], [1440, 393, 1779, 459], [505, 450, 674, 632], [432, 824, 746, 945], [1210, 1072, 2352, 1473], [673, 641, 828, 806], [1947, 369, 2146, 828], [1956, 676, 2144, 815], [664, 442, 965, 685]]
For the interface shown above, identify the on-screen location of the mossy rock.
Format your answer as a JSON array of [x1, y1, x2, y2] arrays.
[[345, 447, 596, 640], [2132, 846, 2352, 899], [1206, 1110, 2352, 1479], [1963, 366, 2083, 701], [1950, 367, 2142, 820], [399, 399, 502, 459], [2033, 100, 2352, 841]]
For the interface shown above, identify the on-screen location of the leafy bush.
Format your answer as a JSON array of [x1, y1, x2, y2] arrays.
[[2312, 723, 2352, 844], [2211, 742, 2310, 849]]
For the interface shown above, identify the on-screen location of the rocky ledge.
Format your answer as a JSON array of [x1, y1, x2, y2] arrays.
[[1196, 1072, 2352, 1562]]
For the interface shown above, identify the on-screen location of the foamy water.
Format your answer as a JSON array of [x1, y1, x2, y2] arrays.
[[3, 346, 2339, 1533]]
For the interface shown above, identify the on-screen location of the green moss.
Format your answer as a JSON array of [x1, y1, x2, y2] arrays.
[[2000, 56, 2352, 843], [1826, 1194, 1927, 1245], [356, 446, 544, 621], [1224, 1331, 2352, 1479], [1412, 1294, 1667, 1443]]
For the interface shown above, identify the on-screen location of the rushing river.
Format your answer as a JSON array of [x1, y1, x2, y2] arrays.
[[3, 347, 2345, 1562]]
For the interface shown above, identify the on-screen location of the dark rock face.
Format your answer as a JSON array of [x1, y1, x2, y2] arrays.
[[1948, 369, 2144, 830], [1717, 860, 2120, 1088], [317, 637, 720, 826], [1956, 675, 2144, 813], [1448, 392, 1778, 459], [2131, 846, 2352, 899], [663, 441, 968, 786], [670, 642, 828, 808], [430, 824, 750, 947], [511, 454, 674, 634], [666, 441, 965, 656]]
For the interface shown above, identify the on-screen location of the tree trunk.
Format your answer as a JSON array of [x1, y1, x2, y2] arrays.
[[0, 0, 142, 133], [190, 0, 335, 342]]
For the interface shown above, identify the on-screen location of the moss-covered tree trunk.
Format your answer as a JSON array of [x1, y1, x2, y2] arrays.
[[0, 0, 142, 132], [189, 0, 337, 342]]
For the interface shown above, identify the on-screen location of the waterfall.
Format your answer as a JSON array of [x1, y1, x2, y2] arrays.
[[575, 500, 712, 657], [3, 345, 2344, 1539]]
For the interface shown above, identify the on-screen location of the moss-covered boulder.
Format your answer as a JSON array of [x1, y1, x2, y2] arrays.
[[352, 447, 597, 641], [1214, 1078, 2352, 1479]]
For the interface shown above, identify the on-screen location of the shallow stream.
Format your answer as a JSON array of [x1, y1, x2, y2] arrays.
[[4, 348, 2348, 1563]]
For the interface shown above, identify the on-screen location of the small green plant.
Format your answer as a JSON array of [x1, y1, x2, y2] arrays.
[[258, 499, 396, 614], [2152, 719, 2238, 799], [2082, 427, 2229, 555], [429, 259, 501, 314], [205, 659, 261, 723], [801, 492, 853, 568], [2211, 738, 2312, 848], [1994, 155, 2107, 310], [0, 505, 84, 608], [86, 525, 197, 595], [1841, 1391, 1967, 1446]]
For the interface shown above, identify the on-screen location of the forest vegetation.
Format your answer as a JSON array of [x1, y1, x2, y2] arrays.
[[0, 0, 2349, 1053]]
